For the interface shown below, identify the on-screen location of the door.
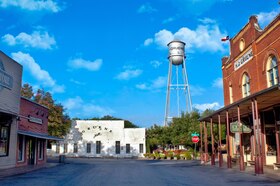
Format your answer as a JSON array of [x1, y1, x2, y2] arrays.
[[28, 137, 36, 165]]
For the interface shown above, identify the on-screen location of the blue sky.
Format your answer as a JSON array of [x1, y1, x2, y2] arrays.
[[0, 0, 279, 127]]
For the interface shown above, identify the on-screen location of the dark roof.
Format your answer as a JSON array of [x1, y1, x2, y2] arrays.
[[18, 130, 63, 141], [199, 84, 280, 123]]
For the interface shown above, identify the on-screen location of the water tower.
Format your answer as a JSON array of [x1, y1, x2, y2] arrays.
[[164, 40, 192, 126]]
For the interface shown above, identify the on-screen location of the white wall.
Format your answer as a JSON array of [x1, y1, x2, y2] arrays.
[[50, 120, 146, 158]]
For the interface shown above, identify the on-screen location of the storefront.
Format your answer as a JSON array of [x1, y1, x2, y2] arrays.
[[0, 51, 22, 169], [16, 97, 61, 166], [199, 14, 280, 174]]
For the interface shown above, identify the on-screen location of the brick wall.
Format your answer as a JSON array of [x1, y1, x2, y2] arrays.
[[18, 97, 49, 134], [222, 15, 280, 106]]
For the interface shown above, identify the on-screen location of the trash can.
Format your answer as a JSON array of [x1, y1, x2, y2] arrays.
[[59, 155, 66, 163]]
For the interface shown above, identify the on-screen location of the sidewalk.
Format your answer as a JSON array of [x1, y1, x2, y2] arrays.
[[205, 159, 280, 182], [0, 162, 60, 179]]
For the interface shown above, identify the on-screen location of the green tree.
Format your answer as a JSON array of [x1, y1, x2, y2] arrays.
[[21, 83, 33, 99]]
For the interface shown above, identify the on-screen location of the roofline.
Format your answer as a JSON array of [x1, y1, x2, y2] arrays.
[[20, 97, 49, 110], [199, 84, 280, 121]]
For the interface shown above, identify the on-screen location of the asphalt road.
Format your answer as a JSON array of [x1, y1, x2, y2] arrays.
[[0, 158, 280, 186]]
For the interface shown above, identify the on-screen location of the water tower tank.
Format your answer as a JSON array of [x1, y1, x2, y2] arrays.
[[167, 40, 186, 65]]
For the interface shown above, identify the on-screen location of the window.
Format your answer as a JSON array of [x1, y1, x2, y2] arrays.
[[267, 56, 279, 87], [56, 143, 60, 154], [139, 144, 143, 153], [0, 125, 10, 156], [116, 141, 120, 154], [229, 85, 233, 104], [74, 143, 78, 153], [38, 140, 44, 160], [242, 73, 250, 98], [126, 144, 130, 154], [86, 143, 91, 153], [64, 143, 68, 153], [18, 134, 25, 161], [96, 141, 101, 154]]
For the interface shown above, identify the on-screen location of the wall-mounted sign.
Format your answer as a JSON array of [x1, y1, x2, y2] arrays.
[[230, 121, 252, 133], [234, 48, 253, 71], [0, 61, 13, 90], [28, 116, 43, 124]]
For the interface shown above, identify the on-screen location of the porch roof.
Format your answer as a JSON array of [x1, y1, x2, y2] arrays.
[[199, 84, 280, 123]]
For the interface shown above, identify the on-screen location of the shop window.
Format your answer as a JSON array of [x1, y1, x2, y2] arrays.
[[116, 141, 120, 154], [139, 144, 143, 153], [265, 127, 276, 155], [0, 125, 10, 156], [18, 134, 25, 162], [64, 143, 68, 153], [38, 140, 44, 160], [56, 143, 60, 154], [74, 143, 78, 153], [86, 143, 91, 153], [126, 144, 130, 154], [242, 73, 250, 98], [267, 55, 279, 87], [96, 141, 101, 154]]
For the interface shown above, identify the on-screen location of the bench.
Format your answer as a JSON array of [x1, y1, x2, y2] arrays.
[[247, 160, 255, 166], [273, 163, 280, 170]]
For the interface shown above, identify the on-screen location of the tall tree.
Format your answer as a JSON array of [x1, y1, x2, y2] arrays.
[[21, 83, 33, 99]]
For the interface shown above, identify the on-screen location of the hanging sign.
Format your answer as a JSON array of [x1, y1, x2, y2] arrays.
[[230, 121, 252, 133]]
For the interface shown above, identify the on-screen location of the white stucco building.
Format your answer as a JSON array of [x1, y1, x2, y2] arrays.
[[50, 120, 146, 158]]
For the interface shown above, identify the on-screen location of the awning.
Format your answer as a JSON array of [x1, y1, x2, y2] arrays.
[[18, 130, 63, 141], [199, 84, 280, 123]]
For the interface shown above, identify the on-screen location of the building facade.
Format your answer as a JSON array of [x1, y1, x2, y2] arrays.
[[200, 14, 280, 174], [0, 51, 22, 169], [50, 120, 146, 158], [16, 97, 50, 167]]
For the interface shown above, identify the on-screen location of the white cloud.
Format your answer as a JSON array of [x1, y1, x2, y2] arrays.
[[2, 31, 56, 49], [190, 85, 205, 96], [136, 76, 166, 90], [63, 96, 114, 118], [257, 9, 279, 29], [11, 51, 64, 93], [68, 58, 102, 71], [115, 67, 142, 80], [212, 77, 223, 88], [198, 18, 216, 24], [150, 60, 162, 68], [193, 102, 221, 111], [144, 38, 153, 46], [70, 79, 85, 86], [137, 3, 157, 13], [0, 0, 61, 12], [162, 17, 176, 24], [144, 20, 227, 52]]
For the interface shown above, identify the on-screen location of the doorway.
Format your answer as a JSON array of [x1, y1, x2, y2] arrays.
[[28, 137, 36, 165]]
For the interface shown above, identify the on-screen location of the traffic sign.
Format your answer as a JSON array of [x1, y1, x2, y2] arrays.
[[191, 132, 200, 137], [192, 136, 199, 143]]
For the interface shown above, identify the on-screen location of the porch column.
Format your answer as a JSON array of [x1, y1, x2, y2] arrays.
[[200, 122, 204, 162], [226, 110, 232, 168], [204, 121, 208, 163], [254, 99, 264, 174], [218, 114, 223, 167], [237, 105, 245, 171], [249, 113, 255, 161], [210, 118, 215, 165], [273, 108, 280, 163]]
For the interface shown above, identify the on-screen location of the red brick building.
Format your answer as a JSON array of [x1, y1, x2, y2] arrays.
[[200, 14, 280, 174], [16, 97, 58, 166]]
